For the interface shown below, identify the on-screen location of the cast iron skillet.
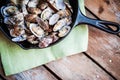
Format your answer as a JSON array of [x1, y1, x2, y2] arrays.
[[0, 0, 120, 49]]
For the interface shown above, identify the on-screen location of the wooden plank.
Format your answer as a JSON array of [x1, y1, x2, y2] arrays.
[[0, 59, 57, 80], [46, 53, 114, 80], [85, 0, 120, 79], [85, 0, 117, 22], [7, 66, 57, 80]]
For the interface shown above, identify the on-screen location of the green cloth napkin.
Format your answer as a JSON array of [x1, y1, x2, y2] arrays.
[[0, 0, 88, 76]]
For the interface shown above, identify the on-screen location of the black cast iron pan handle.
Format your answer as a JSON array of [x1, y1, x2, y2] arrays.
[[75, 9, 120, 34], [70, 0, 120, 34]]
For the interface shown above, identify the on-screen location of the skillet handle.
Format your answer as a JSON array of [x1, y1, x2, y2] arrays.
[[76, 9, 120, 34]]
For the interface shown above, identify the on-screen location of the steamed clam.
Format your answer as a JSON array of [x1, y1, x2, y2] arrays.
[[36, 17, 50, 31], [1, 0, 73, 48], [27, 35, 39, 44], [12, 34, 27, 42], [21, 4, 28, 16], [4, 13, 24, 25], [38, 2, 48, 10], [49, 13, 60, 25], [55, 0, 66, 10], [29, 23, 45, 38], [57, 9, 71, 18], [58, 26, 71, 37], [27, 7, 41, 14], [10, 26, 25, 37], [41, 7, 53, 20], [28, 0, 39, 8], [1, 6, 18, 17], [53, 18, 67, 31], [39, 36, 53, 48], [25, 14, 37, 23]]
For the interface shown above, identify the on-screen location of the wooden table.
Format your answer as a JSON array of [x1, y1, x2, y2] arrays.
[[0, 0, 120, 80]]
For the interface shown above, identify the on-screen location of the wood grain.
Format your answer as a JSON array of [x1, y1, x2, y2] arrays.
[[8, 66, 57, 80], [85, 0, 120, 79], [85, 0, 117, 22], [46, 53, 114, 80], [0, 58, 57, 80]]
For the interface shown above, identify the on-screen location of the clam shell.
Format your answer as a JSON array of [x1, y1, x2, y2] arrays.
[[58, 26, 71, 37], [65, 2, 73, 13], [36, 17, 49, 31], [25, 14, 37, 23], [39, 36, 53, 48], [4, 13, 24, 25], [41, 7, 53, 20], [28, 0, 39, 8], [55, 0, 66, 10], [1, 6, 18, 17], [38, 2, 48, 10], [21, 4, 28, 16], [4, 17, 14, 25], [29, 23, 45, 38], [27, 35, 39, 44], [49, 13, 60, 25], [10, 26, 25, 37], [53, 18, 67, 31], [12, 34, 27, 42], [20, 0, 29, 5], [27, 7, 41, 14], [57, 9, 71, 18]]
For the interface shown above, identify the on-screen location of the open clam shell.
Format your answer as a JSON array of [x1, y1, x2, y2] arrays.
[[12, 34, 27, 42], [10, 26, 25, 37], [29, 23, 45, 38], [1, 6, 18, 17], [28, 0, 39, 8], [53, 18, 67, 31], [55, 0, 66, 10], [49, 13, 60, 25], [58, 26, 71, 37], [27, 35, 39, 44], [41, 7, 53, 20]]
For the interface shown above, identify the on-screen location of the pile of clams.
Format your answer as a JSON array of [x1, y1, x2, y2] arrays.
[[1, 0, 73, 48]]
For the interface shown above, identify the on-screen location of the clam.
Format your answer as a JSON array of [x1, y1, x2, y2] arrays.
[[57, 9, 71, 18], [28, 0, 39, 8], [47, 0, 55, 4], [49, 13, 60, 25], [12, 34, 27, 42], [4, 13, 24, 25], [29, 23, 45, 38], [21, 4, 28, 16], [65, 17, 72, 25], [12, 13, 24, 25], [36, 17, 49, 31], [50, 32, 59, 42], [41, 7, 53, 20], [25, 14, 37, 23], [39, 36, 53, 48], [55, 0, 66, 10], [65, 2, 73, 13], [53, 18, 67, 31], [58, 26, 71, 37], [1, 6, 18, 17], [4, 17, 14, 25], [27, 7, 41, 14], [38, 2, 48, 10], [20, 0, 29, 5], [10, 26, 25, 37], [27, 35, 39, 44]]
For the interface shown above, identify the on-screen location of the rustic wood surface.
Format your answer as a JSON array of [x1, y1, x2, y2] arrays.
[[85, 0, 120, 79], [0, 0, 120, 80]]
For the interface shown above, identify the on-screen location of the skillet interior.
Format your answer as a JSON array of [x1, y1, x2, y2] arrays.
[[0, 0, 79, 49]]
